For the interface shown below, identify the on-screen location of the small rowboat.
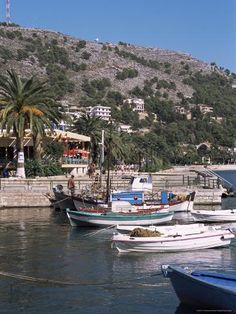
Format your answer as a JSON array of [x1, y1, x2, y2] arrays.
[[162, 265, 236, 311]]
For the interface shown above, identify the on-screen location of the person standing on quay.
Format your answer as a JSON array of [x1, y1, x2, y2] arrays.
[[67, 175, 75, 195]]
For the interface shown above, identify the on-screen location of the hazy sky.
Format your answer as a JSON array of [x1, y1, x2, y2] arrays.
[[1, 0, 236, 72]]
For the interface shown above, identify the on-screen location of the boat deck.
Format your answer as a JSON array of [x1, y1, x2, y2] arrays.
[[192, 271, 236, 291]]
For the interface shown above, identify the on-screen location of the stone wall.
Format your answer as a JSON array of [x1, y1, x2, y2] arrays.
[[0, 191, 51, 208]]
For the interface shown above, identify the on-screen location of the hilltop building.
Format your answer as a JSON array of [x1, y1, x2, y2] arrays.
[[118, 124, 133, 133], [197, 104, 214, 115], [86, 105, 111, 121], [175, 106, 192, 120], [123, 98, 145, 113]]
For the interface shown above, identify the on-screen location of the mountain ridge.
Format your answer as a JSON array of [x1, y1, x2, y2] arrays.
[[0, 24, 219, 108]]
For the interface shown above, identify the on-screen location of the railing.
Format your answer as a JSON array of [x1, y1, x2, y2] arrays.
[[202, 169, 233, 189], [62, 157, 89, 165], [0, 173, 218, 194]]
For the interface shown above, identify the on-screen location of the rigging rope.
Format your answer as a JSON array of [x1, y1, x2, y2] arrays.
[[0, 270, 163, 286], [83, 224, 116, 237]]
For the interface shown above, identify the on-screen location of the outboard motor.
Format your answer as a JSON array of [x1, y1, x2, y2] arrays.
[[55, 184, 64, 193]]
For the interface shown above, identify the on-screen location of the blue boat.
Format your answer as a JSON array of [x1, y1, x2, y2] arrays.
[[162, 265, 236, 311], [111, 191, 144, 205]]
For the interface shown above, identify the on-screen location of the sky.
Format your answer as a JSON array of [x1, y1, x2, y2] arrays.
[[0, 0, 236, 72]]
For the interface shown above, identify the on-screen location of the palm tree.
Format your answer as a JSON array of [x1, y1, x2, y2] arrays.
[[72, 114, 103, 162], [0, 70, 60, 178], [31, 100, 62, 160]]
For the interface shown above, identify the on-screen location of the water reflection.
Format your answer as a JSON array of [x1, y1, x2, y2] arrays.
[[175, 304, 197, 314], [112, 247, 234, 275], [0, 207, 236, 313]]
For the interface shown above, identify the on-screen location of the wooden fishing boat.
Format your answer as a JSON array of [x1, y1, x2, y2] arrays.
[[112, 190, 195, 212], [66, 202, 173, 227], [72, 194, 105, 208], [111, 227, 234, 253], [53, 189, 76, 211], [161, 265, 236, 311], [191, 209, 236, 222]]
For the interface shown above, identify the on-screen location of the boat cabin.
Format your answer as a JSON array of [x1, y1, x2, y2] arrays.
[[128, 175, 152, 192]]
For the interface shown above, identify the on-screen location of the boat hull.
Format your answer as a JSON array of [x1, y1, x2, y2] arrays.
[[53, 191, 76, 211], [116, 223, 209, 235], [169, 200, 193, 212], [112, 230, 234, 253], [73, 196, 105, 210], [162, 266, 236, 311], [191, 209, 236, 222], [66, 209, 173, 227]]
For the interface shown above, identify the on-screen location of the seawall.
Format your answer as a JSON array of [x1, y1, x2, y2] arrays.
[[0, 164, 234, 208]]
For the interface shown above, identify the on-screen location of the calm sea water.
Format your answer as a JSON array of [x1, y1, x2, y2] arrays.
[[0, 170, 236, 314], [215, 169, 236, 191]]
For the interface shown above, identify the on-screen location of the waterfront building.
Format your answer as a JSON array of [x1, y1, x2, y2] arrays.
[[0, 129, 91, 175]]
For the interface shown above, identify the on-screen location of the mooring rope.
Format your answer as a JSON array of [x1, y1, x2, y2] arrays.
[[83, 224, 116, 237], [52, 197, 70, 206], [0, 270, 163, 286]]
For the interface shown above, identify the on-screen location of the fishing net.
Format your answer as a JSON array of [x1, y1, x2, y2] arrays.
[[129, 228, 162, 237]]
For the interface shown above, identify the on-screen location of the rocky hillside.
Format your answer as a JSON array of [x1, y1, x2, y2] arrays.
[[0, 24, 223, 109], [1, 24, 236, 167]]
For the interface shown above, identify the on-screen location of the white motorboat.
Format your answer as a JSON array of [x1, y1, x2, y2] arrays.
[[111, 227, 234, 253], [116, 223, 211, 236], [191, 209, 236, 222]]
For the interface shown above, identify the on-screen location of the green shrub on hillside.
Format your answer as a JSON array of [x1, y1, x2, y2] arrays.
[[0, 47, 14, 61], [46, 64, 75, 99], [17, 49, 29, 61], [116, 68, 138, 80], [75, 40, 86, 51], [81, 51, 91, 60]]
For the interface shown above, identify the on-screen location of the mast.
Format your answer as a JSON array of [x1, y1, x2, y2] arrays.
[[105, 121, 112, 203], [99, 129, 104, 186]]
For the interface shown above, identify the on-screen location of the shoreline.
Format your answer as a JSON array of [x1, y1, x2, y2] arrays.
[[0, 165, 235, 208], [162, 164, 236, 173]]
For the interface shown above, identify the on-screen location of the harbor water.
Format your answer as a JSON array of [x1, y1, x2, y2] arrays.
[[0, 170, 236, 313]]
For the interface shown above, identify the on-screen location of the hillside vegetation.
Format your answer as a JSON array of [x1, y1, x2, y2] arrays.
[[0, 24, 236, 168]]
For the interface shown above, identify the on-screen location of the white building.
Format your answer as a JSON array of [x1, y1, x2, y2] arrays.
[[123, 98, 145, 113], [118, 124, 133, 133], [59, 100, 84, 120], [86, 105, 111, 121], [175, 106, 187, 115], [175, 106, 192, 120], [198, 104, 214, 115]]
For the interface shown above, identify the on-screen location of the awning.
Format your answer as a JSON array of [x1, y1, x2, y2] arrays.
[[49, 129, 90, 142]]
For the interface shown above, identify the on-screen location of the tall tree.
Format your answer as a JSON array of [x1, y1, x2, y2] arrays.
[[72, 114, 103, 163], [0, 70, 60, 178]]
